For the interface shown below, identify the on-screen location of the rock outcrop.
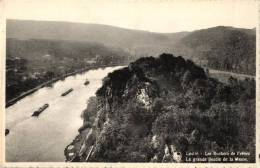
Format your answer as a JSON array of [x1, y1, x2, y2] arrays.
[[65, 53, 255, 162]]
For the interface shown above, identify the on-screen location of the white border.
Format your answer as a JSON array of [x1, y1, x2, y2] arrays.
[[0, 0, 259, 167]]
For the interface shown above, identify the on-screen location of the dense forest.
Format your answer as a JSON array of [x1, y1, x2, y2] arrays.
[[66, 54, 255, 162]]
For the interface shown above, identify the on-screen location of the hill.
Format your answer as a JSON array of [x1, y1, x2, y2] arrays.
[[6, 38, 130, 102], [65, 54, 255, 162], [7, 19, 187, 56], [7, 20, 256, 75], [172, 26, 256, 75]]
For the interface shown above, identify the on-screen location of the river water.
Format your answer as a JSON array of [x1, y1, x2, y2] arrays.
[[5, 66, 122, 162]]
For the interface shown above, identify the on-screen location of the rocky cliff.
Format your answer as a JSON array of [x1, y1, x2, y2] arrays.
[[65, 53, 255, 162]]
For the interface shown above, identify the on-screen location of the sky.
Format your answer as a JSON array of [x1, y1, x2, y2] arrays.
[[5, 0, 259, 33]]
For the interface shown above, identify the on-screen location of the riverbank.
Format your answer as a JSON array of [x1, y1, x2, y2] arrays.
[[64, 96, 98, 162], [208, 68, 255, 79], [6, 64, 125, 108], [207, 68, 255, 84]]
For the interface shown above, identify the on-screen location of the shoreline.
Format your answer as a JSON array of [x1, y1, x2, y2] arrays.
[[6, 65, 254, 108], [6, 64, 125, 108]]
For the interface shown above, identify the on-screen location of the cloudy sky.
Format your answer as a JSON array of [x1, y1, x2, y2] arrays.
[[5, 0, 258, 33]]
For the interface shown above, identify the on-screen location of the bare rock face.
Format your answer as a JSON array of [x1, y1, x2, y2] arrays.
[[136, 82, 155, 109]]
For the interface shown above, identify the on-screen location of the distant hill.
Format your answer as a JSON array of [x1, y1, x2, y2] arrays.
[[172, 26, 256, 75], [5, 38, 131, 102], [6, 19, 188, 56], [7, 19, 256, 75], [6, 38, 130, 66]]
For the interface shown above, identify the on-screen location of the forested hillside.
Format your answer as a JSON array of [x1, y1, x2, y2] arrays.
[[7, 19, 187, 57], [6, 20, 256, 103], [7, 20, 255, 75], [65, 54, 255, 162], [6, 38, 130, 102], [173, 26, 256, 75]]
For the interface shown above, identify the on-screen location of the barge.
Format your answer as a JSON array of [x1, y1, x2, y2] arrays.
[[32, 103, 49, 117], [61, 88, 73, 96], [5, 129, 9, 136], [84, 79, 90, 85]]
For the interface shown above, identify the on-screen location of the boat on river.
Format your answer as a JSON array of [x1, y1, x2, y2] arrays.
[[31, 104, 49, 117], [61, 88, 73, 96], [5, 129, 9, 136], [84, 79, 90, 85]]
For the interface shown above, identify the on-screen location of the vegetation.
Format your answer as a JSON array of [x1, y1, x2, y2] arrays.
[[6, 38, 132, 103], [174, 26, 256, 75], [79, 96, 98, 133], [8, 20, 256, 75], [75, 54, 255, 162]]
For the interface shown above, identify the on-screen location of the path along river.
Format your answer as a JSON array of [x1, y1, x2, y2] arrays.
[[5, 66, 122, 162]]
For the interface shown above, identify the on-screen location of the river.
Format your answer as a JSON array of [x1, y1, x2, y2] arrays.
[[5, 66, 122, 162]]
